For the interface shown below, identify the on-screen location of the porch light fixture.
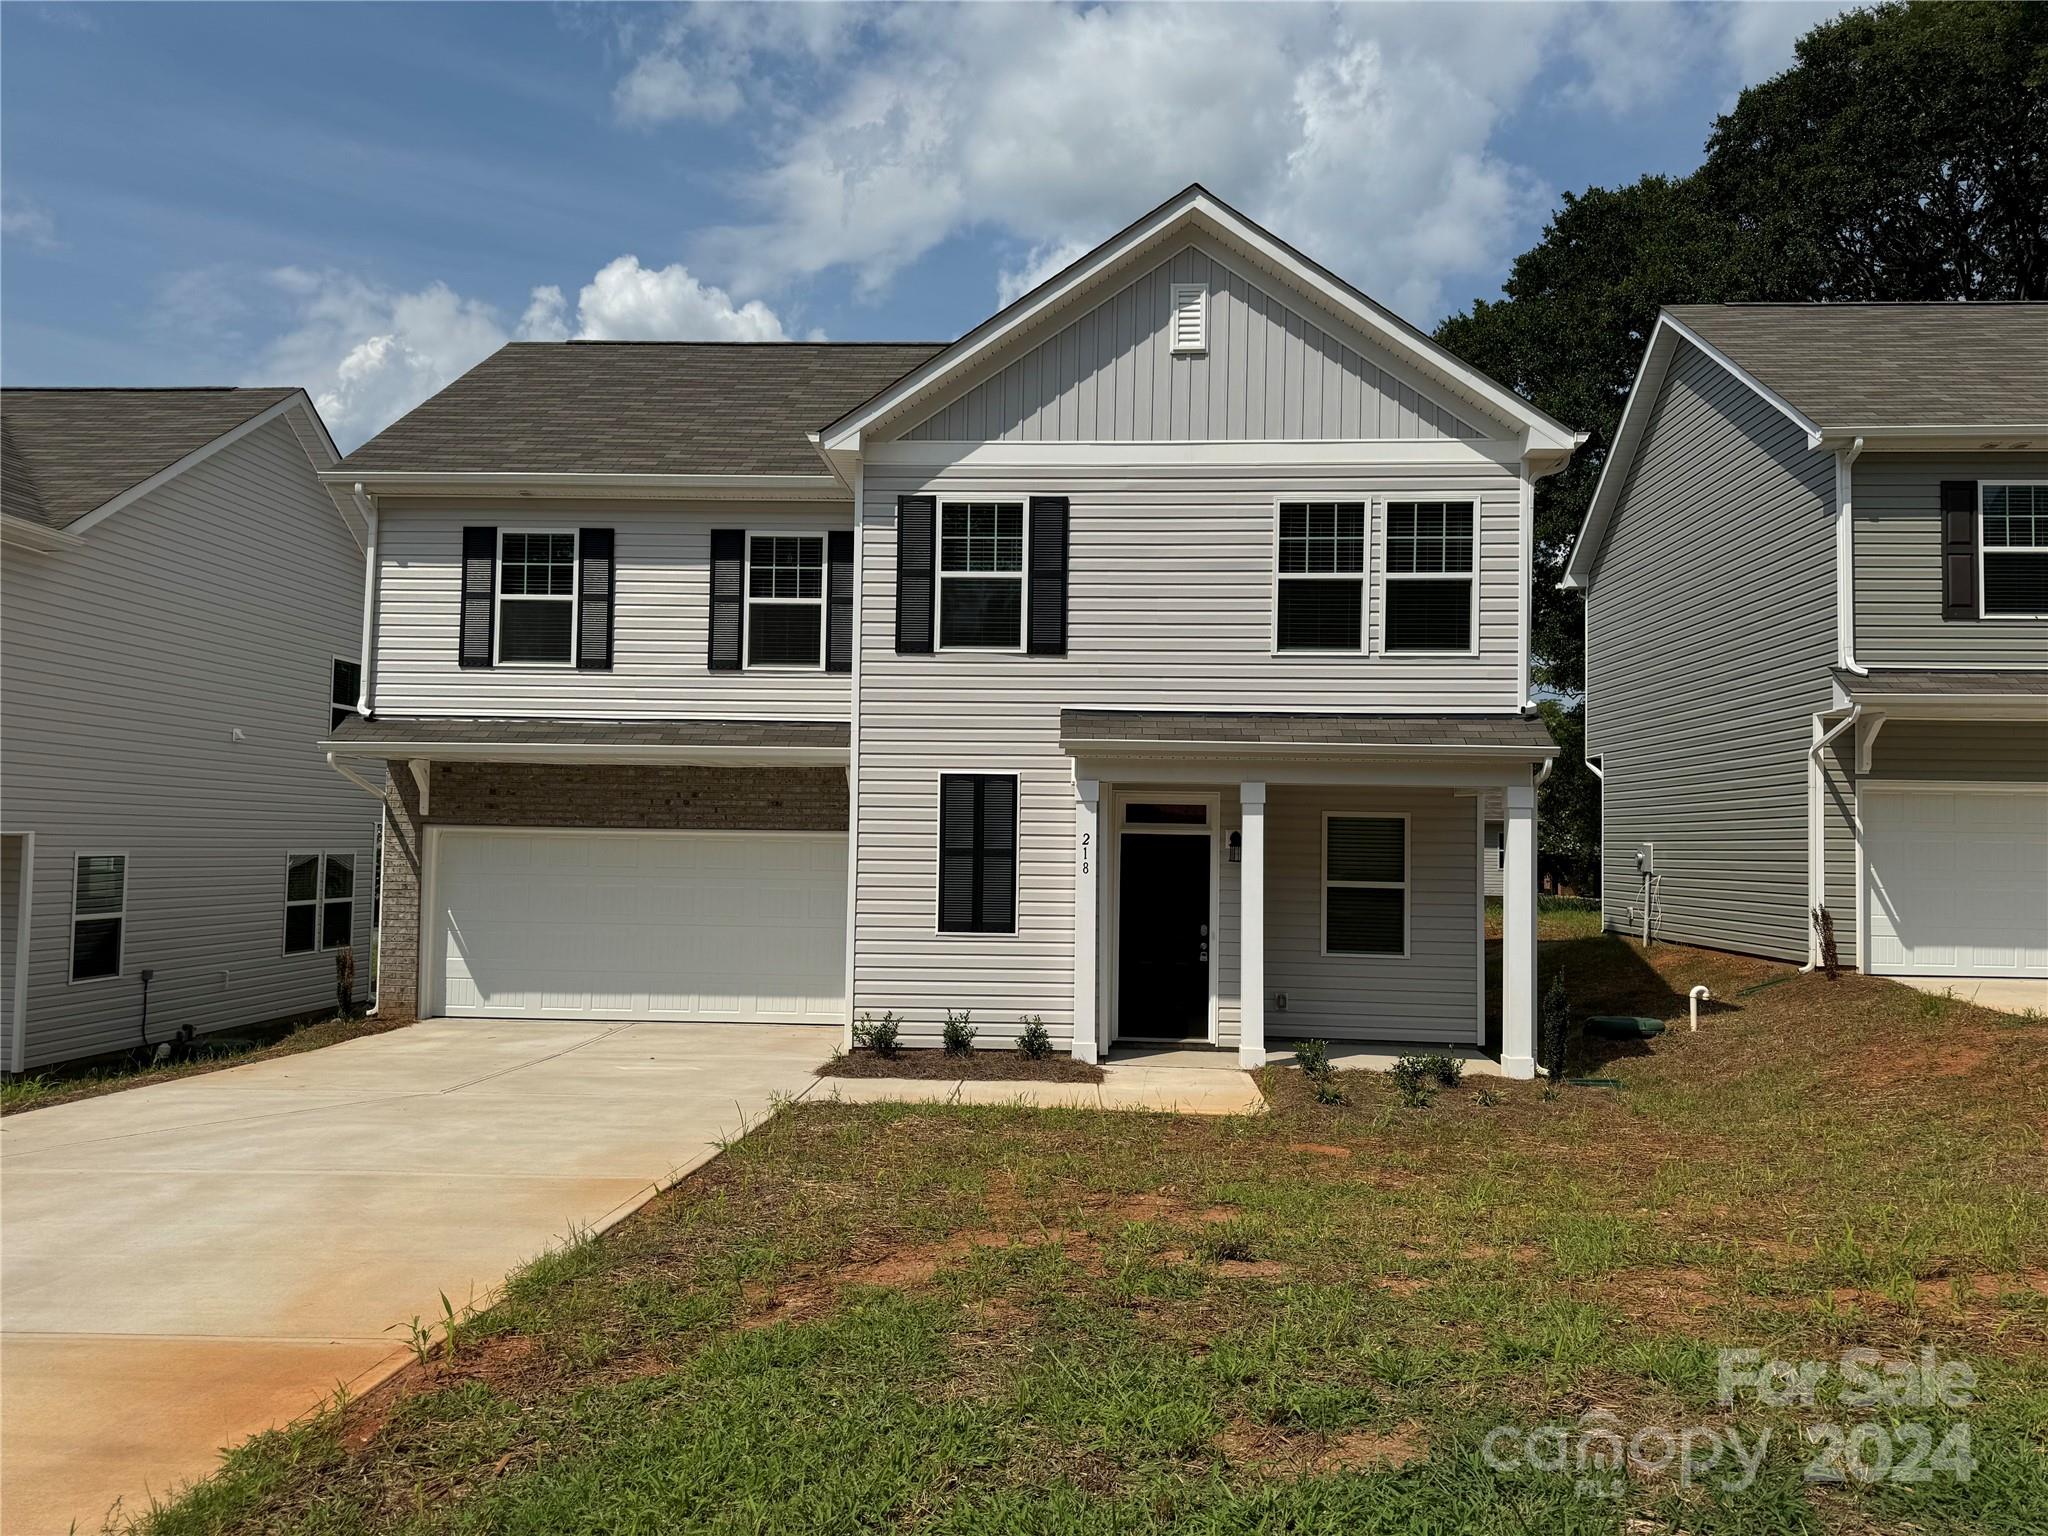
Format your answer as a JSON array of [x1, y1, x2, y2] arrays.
[[1227, 831, 1242, 863]]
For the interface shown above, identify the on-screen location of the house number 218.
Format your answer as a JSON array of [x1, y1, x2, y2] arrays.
[[1079, 831, 1091, 875]]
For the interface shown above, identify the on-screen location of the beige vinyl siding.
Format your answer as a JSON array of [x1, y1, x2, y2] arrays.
[[1868, 718, 2048, 781], [1853, 453, 2048, 666], [1, 419, 377, 1069], [903, 239, 1488, 444], [371, 498, 852, 720], [1267, 786, 1479, 1043], [1584, 340, 1838, 964], [855, 455, 1522, 1048]]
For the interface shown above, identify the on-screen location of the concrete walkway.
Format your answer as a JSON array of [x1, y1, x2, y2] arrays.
[[1893, 974, 2048, 1016], [0, 1019, 837, 1535], [818, 1058, 1268, 1115]]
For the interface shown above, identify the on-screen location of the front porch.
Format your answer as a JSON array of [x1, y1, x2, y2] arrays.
[[1060, 710, 1553, 1078]]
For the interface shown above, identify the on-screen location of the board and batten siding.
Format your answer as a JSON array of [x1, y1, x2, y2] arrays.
[[854, 456, 1523, 1048], [1853, 453, 2048, 667], [1, 418, 378, 1069], [902, 238, 1490, 445], [1584, 340, 1838, 964], [371, 499, 852, 720]]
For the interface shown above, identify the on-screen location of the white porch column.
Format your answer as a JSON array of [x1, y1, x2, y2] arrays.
[[1072, 777, 1101, 1063], [1501, 778, 1539, 1079], [1239, 782, 1267, 1069]]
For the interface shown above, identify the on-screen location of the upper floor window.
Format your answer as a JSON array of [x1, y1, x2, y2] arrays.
[[497, 531, 577, 665], [330, 658, 361, 732], [746, 534, 825, 667], [939, 501, 1025, 649], [71, 853, 126, 982], [1384, 500, 1476, 653], [1276, 502, 1365, 652], [1982, 484, 2048, 619]]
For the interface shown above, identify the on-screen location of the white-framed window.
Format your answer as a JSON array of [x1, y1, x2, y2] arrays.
[[1383, 499, 1477, 653], [495, 530, 578, 665], [329, 657, 361, 733], [1981, 483, 2048, 619], [283, 852, 355, 955], [1322, 814, 1408, 957], [70, 852, 126, 982], [745, 533, 826, 668], [1275, 501, 1366, 652], [938, 501, 1026, 650], [1170, 282, 1207, 353]]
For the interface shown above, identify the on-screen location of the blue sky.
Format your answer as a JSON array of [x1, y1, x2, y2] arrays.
[[3, 1, 1843, 447]]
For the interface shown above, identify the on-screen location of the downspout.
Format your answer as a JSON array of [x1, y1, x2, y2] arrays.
[[351, 483, 379, 716], [1835, 437, 1868, 677], [1803, 705, 1862, 970], [327, 752, 385, 800]]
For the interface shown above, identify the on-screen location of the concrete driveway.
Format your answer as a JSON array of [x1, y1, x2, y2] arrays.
[[0, 1019, 836, 1534]]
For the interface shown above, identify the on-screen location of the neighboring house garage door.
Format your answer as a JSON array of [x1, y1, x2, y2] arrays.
[[429, 829, 847, 1021], [1863, 786, 2048, 979]]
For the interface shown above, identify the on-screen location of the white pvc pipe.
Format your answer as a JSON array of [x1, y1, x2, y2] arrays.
[[1689, 985, 1710, 1032]]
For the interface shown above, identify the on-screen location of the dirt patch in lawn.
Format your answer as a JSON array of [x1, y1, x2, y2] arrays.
[[820, 1050, 1105, 1082], [1216, 1418, 1428, 1476]]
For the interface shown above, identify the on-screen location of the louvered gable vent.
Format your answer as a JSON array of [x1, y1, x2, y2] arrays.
[[1170, 283, 1206, 354]]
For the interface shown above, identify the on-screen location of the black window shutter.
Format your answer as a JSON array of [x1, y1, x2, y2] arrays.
[[826, 529, 855, 673], [938, 774, 1018, 934], [709, 529, 744, 671], [576, 528, 615, 670], [1941, 480, 1978, 620], [458, 526, 496, 668], [1027, 496, 1069, 655], [896, 495, 936, 654]]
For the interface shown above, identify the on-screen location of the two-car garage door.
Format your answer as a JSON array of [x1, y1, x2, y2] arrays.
[[1863, 786, 2048, 979], [429, 829, 847, 1022]]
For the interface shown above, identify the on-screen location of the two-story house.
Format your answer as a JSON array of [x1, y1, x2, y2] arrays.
[[1567, 304, 2047, 987], [321, 186, 1581, 1075], [2, 387, 378, 1070]]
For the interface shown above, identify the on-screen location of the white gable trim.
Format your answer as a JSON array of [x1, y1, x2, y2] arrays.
[[819, 186, 1578, 457], [1562, 312, 1825, 592], [65, 393, 343, 540]]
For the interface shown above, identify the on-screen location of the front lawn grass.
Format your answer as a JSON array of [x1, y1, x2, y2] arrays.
[[130, 935, 2046, 1535], [1, 1012, 405, 1116]]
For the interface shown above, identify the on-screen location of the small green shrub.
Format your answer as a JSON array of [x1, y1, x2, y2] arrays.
[[1538, 971, 1571, 1082], [1475, 1085, 1501, 1108], [1311, 1074, 1348, 1106], [1389, 1055, 1434, 1108], [1293, 1039, 1332, 1079], [1419, 1052, 1464, 1087], [852, 1011, 902, 1058], [941, 1010, 977, 1054], [1016, 1016, 1053, 1059]]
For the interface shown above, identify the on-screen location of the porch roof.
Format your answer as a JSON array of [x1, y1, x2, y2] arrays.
[[322, 714, 849, 766], [1058, 709, 1556, 759], [1834, 668, 2048, 719]]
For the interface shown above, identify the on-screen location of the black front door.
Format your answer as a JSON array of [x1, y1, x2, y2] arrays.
[[1117, 833, 1211, 1039]]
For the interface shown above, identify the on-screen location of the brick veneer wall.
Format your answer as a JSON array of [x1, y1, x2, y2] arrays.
[[374, 762, 848, 1019]]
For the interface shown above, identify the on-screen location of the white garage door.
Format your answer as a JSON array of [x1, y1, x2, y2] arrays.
[[430, 829, 846, 1022], [1863, 786, 2048, 978]]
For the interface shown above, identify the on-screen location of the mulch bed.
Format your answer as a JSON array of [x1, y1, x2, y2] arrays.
[[819, 1050, 1105, 1083]]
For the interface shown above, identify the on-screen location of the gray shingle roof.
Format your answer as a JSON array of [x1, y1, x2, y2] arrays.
[[326, 715, 849, 752], [1666, 304, 2048, 430], [339, 343, 947, 477], [1837, 668, 2048, 699], [1059, 710, 1556, 753], [1, 388, 300, 530]]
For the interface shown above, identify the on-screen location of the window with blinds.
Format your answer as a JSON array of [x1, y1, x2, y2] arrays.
[[1277, 501, 1366, 651], [1324, 815, 1407, 956]]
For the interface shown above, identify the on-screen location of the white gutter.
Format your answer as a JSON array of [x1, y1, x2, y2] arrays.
[[1834, 437, 1868, 677], [320, 741, 849, 767], [318, 469, 845, 498], [326, 752, 386, 800], [1804, 705, 1862, 970], [351, 483, 379, 717], [1058, 738, 1559, 761], [1534, 757, 1555, 788]]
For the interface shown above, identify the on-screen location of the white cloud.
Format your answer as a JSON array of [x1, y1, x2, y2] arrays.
[[613, 52, 744, 126], [2, 195, 60, 251], [995, 238, 1094, 308], [236, 260, 790, 448], [1563, 2, 1850, 116]]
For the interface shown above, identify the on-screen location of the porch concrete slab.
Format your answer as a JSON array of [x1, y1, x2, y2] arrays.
[[0, 1019, 835, 1535], [1270, 1040, 1506, 1077], [1096, 1065, 1268, 1115], [1104, 1045, 1246, 1071], [1893, 975, 2048, 1016]]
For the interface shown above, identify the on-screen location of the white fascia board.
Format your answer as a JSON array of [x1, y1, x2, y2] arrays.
[[1811, 425, 2048, 451], [867, 438, 1526, 470], [0, 515, 82, 552], [321, 740, 848, 767], [820, 187, 1578, 456], [1837, 695, 2048, 721], [320, 470, 847, 501], [1563, 312, 1827, 593], [1059, 737, 1558, 762], [64, 392, 338, 538]]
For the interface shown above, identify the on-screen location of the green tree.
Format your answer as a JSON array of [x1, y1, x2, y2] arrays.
[[1435, 2, 2048, 876]]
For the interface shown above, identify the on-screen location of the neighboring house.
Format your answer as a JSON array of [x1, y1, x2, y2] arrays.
[[1567, 304, 2047, 982], [322, 186, 1581, 1074], [2, 388, 378, 1071]]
